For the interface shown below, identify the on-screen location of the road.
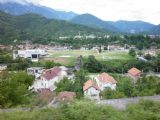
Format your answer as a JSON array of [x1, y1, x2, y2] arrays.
[[97, 95, 160, 110]]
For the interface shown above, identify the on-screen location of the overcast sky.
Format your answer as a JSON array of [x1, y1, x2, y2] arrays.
[[1, 0, 160, 25]]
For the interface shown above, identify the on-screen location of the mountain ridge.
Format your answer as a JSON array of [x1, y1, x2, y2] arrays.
[[70, 13, 119, 32], [0, 2, 78, 21], [0, 11, 105, 44], [0, 1, 159, 34]]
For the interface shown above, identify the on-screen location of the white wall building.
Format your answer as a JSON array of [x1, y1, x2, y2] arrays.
[[95, 73, 117, 91], [13, 49, 47, 62], [0, 64, 7, 72], [30, 67, 68, 91], [83, 80, 100, 100], [83, 73, 117, 100], [27, 67, 44, 78]]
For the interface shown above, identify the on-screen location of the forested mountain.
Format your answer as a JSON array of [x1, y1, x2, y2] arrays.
[[0, 1, 158, 34], [70, 13, 119, 32], [0, 2, 77, 20], [70, 14, 156, 34], [107, 20, 155, 34], [147, 25, 160, 35], [0, 11, 104, 44]]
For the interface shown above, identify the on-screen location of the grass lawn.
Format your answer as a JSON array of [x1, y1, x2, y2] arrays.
[[46, 50, 133, 66]]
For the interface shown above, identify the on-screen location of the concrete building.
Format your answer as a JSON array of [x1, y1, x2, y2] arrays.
[[13, 49, 47, 62]]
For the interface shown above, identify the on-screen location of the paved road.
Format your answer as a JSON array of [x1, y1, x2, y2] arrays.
[[97, 95, 160, 110]]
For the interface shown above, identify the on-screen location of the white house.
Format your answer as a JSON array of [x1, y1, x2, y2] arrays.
[[30, 67, 68, 91], [0, 64, 7, 72], [83, 73, 117, 100], [27, 67, 44, 78], [13, 49, 47, 62], [95, 73, 117, 91], [83, 80, 100, 100], [85, 34, 96, 39], [127, 67, 142, 83]]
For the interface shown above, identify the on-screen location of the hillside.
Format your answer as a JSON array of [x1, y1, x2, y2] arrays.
[[0, 2, 77, 21], [70, 14, 156, 34], [0, 11, 104, 44], [147, 25, 160, 35], [107, 20, 155, 34], [70, 13, 119, 32], [0, 2, 157, 34]]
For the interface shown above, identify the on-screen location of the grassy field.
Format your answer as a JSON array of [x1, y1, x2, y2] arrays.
[[45, 50, 133, 66]]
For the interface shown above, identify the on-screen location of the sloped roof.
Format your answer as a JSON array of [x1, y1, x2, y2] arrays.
[[57, 91, 76, 102], [83, 80, 100, 91], [128, 67, 141, 77], [37, 88, 53, 101], [42, 67, 61, 80], [97, 73, 117, 84]]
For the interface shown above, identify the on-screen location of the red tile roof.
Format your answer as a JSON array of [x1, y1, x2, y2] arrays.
[[57, 91, 76, 102], [97, 73, 117, 84], [128, 67, 141, 77], [37, 88, 53, 101], [83, 80, 100, 91], [42, 67, 61, 80]]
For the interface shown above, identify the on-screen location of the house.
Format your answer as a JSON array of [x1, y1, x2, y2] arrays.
[[144, 49, 157, 57], [107, 45, 125, 51], [27, 67, 44, 78], [127, 67, 142, 82], [95, 73, 117, 91], [0, 64, 7, 72], [0, 45, 12, 51], [83, 80, 100, 100], [85, 34, 96, 39], [30, 66, 68, 91], [13, 49, 47, 62], [37, 88, 53, 102], [57, 91, 76, 102]]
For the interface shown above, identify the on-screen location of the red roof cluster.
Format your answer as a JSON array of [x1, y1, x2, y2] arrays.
[[83, 80, 100, 91], [42, 67, 61, 80], [97, 73, 117, 84], [128, 67, 141, 77]]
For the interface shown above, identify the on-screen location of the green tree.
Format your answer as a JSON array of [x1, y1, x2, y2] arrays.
[[55, 78, 74, 93], [73, 69, 89, 98], [84, 55, 102, 73], [100, 88, 125, 99], [129, 48, 136, 57], [0, 71, 34, 108]]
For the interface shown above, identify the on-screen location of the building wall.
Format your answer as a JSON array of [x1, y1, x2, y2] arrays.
[[30, 71, 68, 91], [84, 87, 100, 100], [95, 78, 116, 91]]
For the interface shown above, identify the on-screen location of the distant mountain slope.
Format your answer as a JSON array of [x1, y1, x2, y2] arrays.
[[70, 14, 119, 32], [147, 25, 160, 35], [107, 20, 155, 33], [0, 2, 77, 20], [0, 11, 104, 44], [70, 14, 156, 33]]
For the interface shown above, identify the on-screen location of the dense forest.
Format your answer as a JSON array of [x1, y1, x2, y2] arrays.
[[0, 11, 105, 44]]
